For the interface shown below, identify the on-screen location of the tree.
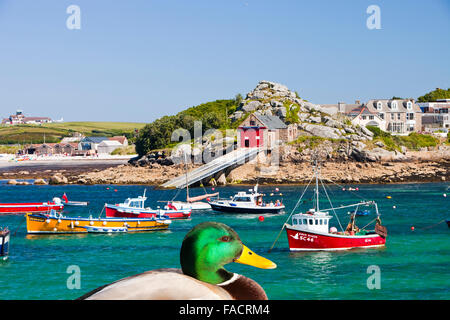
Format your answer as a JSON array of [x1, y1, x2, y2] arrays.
[[417, 88, 450, 102]]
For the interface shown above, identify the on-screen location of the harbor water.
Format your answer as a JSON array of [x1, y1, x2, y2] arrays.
[[0, 182, 449, 299]]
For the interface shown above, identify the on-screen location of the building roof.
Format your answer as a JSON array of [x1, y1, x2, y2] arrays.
[[253, 114, 287, 129], [98, 140, 123, 147], [82, 136, 109, 143], [108, 136, 127, 145]]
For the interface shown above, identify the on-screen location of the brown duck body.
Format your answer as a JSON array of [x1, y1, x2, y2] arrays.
[[78, 269, 267, 300]]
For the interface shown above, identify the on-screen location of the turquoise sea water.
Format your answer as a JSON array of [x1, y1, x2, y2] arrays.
[[0, 182, 449, 300]]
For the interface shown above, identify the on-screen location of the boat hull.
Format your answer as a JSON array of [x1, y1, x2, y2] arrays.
[[167, 201, 211, 211], [209, 202, 284, 214], [285, 224, 386, 251], [0, 202, 63, 215], [0, 230, 10, 259], [26, 213, 170, 234], [104, 204, 191, 219]]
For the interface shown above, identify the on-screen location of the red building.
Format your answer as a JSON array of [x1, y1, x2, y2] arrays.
[[237, 114, 295, 149]]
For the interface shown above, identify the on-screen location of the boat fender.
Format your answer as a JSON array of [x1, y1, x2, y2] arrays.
[[75, 221, 79, 226], [89, 221, 94, 226], [53, 228, 57, 232], [70, 221, 74, 229], [137, 221, 140, 225], [57, 219, 61, 224], [102, 221, 107, 226], [124, 222, 128, 227], [45, 219, 51, 224]]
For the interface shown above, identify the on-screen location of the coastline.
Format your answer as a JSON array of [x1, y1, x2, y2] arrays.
[[1, 157, 448, 186]]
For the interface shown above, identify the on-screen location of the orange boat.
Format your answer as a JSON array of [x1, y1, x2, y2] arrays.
[[26, 211, 171, 234]]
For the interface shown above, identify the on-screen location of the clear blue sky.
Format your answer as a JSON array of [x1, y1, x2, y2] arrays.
[[0, 0, 449, 122]]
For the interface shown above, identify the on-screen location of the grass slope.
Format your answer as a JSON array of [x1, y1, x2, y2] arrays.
[[0, 122, 146, 144]]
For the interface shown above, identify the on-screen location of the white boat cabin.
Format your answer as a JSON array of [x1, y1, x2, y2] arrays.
[[291, 209, 332, 233], [120, 196, 148, 209], [231, 191, 261, 204]]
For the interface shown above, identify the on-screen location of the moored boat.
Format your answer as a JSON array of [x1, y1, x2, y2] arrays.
[[163, 154, 214, 211], [0, 198, 64, 215], [446, 219, 450, 228], [26, 211, 171, 234], [0, 227, 10, 260], [279, 158, 387, 252], [105, 190, 191, 220], [62, 193, 89, 206], [208, 184, 285, 214]]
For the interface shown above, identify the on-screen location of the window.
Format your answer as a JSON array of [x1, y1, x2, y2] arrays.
[[315, 219, 319, 225], [319, 219, 323, 225], [379, 113, 384, 120], [377, 101, 382, 110], [369, 115, 374, 120], [303, 219, 307, 225], [362, 116, 367, 120], [407, 101, 413, 110], [397, 113, 401, 120], [407, 113, 414, 120], [391, 113, 395, 120], [309, 219, 313, 225], [250, 120, 256, 126], [392, 101, 398, 110], [324, 220, 328, 225]]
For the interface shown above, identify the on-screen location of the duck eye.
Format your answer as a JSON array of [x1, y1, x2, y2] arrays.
[[219, 236, 231, 242]]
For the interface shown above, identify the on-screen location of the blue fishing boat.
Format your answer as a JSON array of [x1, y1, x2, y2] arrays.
[[0, 227, 10, 260]]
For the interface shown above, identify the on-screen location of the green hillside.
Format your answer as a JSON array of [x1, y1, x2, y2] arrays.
[[0, 122, 146, 145]]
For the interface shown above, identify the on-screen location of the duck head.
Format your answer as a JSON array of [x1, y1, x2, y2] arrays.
[[180, 222, 276, 285]]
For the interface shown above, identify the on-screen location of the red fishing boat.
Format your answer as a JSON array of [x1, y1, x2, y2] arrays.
[[105, 190, 191, 220], [280, 158, 387, 251], [0, 198, 64, 215]]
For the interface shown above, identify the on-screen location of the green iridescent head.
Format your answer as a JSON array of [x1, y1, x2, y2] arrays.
[[180, 222, 276, 284]]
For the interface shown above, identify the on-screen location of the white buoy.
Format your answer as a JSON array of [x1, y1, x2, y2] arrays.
[[393, 205, 396, 209], [444, 194, 447, 197]]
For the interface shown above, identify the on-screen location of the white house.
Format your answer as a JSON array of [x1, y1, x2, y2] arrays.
[[97, 140, 123, 154]]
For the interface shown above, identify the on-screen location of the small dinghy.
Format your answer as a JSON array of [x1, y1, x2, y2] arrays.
[[83, 226, 128, 233], [62, 193, 89, 206]]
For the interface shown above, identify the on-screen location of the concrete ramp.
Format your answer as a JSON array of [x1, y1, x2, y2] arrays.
[[161, 148, 260, 189]]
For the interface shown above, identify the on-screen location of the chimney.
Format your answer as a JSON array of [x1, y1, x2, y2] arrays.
[[355, 100, 360, 104]]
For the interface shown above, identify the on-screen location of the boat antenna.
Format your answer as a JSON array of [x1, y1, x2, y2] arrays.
[[268, 174, 315, 253], [184, 152, 189, 200]]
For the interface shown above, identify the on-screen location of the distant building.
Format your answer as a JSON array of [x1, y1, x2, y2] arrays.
[[108, 136, 128, 146], [417, 99, 450, 130], [60, 132, 85, 144], [237, 114, 297, 150], [323, 99, 422, 135], [1, 110, 56, 125], [97, 140, 123, 154], [346, 105, 387, 131], [78, 137, 110, 151], [21, 143, 78, 156]]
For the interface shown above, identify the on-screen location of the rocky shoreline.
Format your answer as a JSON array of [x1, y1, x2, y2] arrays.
[[2, 156, 448, 186]]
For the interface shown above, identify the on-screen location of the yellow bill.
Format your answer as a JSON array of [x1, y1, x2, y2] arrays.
[[234, 245, 277, 269]]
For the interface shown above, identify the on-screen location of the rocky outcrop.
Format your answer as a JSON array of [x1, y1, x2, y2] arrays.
[[49, 173, 68, 185]]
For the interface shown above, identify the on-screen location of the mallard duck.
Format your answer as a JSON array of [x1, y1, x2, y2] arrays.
[[78, 222, 276, 300]]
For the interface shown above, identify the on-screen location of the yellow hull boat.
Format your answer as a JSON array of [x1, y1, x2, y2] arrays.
[[26, 212, 171, 234]]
